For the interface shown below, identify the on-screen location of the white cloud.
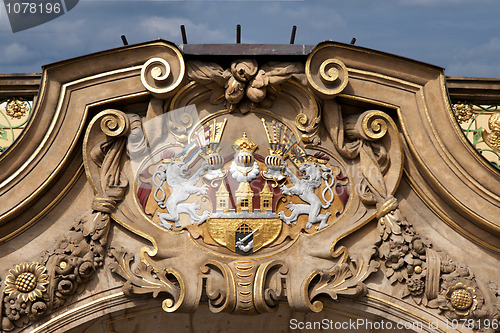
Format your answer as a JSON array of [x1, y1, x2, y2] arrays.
[[446, 37, 500, 77], [140, 16, 228, 43], [265, 2, 346, 31], [0, 43, 31, 64]]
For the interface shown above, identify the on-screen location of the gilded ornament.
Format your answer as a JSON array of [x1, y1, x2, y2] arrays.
[[361, 111, 390, 140], [140, 48, 185, 98], [4, 263, 49, 302], [482, 112, 500, 153], [100, 110, 129, 137], [233, 132, 258, 154], [5, 99, 29, 119], [453, 102, 474, 123], [445, 282, 478, 316], [305, 45, 349, 97]]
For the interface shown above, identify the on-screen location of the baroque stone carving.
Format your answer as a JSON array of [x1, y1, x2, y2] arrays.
[[374, 195, 500, 330], [140, 46, 186, 98], [3, 42, 500, 333], [322, 99, 500, 331], [108, 248, 183, 312], [187, 59, 306, 113], [1, 110, 130, 331], [482, 112, 500, 153], [305, 43, 349, 98], [105, 58, 499, 329]]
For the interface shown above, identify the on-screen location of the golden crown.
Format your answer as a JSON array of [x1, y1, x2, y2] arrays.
[[233, 132, 258, 154]]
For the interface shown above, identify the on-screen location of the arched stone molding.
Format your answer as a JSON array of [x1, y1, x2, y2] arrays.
[[0, 41, 498, 333]]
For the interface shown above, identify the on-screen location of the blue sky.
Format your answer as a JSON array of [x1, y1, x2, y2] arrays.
[[1, 0, 499, 77]]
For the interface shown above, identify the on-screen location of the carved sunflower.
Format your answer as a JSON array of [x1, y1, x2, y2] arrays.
[[4, 263, 49, 302], [445, 282, 478, 316], [5, 99, 29, 119]]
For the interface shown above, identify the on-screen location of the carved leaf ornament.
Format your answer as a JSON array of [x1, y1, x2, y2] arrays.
[[1, 42, 499, 332]]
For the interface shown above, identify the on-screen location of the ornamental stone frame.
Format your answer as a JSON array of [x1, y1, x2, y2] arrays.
[[0, 40, 499, 333]]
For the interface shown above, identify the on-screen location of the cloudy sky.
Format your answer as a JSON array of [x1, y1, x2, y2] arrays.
[[0, 0, 499, 77]]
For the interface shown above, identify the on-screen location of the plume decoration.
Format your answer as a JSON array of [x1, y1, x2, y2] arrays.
[[261, 118, 300, 157], [194, 118, 228, 155]]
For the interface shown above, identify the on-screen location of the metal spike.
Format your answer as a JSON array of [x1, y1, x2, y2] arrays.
[[290, 26, 297, 44]]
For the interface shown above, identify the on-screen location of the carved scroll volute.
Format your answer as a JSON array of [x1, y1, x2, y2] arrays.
[[199, 260, 236, 313], [140, 45, 185, 99], [83, 109, 130, 197], [253, 261, 288, 313], [306, 43, 349, 99]]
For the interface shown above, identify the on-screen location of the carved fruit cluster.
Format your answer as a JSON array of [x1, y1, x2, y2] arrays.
[[375, 197, 500, 332], [1, 213, 108, 331]]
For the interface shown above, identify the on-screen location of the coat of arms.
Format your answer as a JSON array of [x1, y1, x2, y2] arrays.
[[133, 110, 349, 255]]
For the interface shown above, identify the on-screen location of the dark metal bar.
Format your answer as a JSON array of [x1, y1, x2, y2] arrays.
[[290, 25, 297, 44], [121, 35, 128, 46], [180, 25, 188, 44], [350, 38, 356, 45], [236, 25, 241, 44]]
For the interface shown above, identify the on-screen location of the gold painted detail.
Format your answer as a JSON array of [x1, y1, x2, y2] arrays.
[[361, 111, 389, 140], [233, 132, 258, 154], [453, 102, 474, 123], [5, 263, 48, 302], [445, 283, 478, 316], [200, 260, 288, 314], [140, 45, 185, 98], [0, 97, 33, 155], [374, 195, 499, 325], [305, 256, 377, 313], [305, 45, 349, 97], [453, 102, 500, 169], [450, 289, 473, 310], [108, 247, 184, 313], [208, 217, 282, 253], [482, 112, 500, 153], [5, 99, 29, 119], [100, 110, 130, 137]]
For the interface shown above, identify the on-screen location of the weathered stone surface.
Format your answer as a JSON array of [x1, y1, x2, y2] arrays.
[[0, 40, 498, 333]]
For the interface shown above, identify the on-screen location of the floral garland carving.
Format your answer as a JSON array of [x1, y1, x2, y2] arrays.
[[375, 196, 500, 331], [0, 110, 129, 332], [323, 102, 500, 331]]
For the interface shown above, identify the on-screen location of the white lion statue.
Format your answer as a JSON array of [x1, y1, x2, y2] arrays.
[[154, 161, 210, 229], [279, 162, 334, 230]]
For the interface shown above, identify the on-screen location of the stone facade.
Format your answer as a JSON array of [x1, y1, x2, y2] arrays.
[[0, 41, 499, 332]]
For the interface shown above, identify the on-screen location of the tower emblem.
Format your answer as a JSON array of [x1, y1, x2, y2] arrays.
[[208, 133, 282, 254], [135, 114, 349, 255]]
